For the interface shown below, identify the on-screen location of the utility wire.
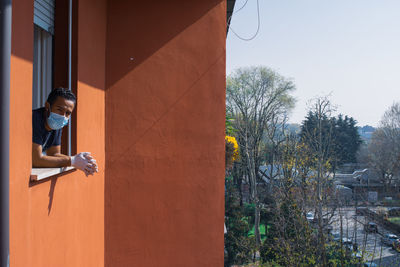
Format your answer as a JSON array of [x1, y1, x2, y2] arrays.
[[227, 0, 249, 24], [233, 0, 249, 14], [229, 0, 260, 41], [227, 0, 249, 32]]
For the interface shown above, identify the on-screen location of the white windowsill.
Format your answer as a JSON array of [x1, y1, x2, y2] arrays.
[[30, 167, 76, 181]]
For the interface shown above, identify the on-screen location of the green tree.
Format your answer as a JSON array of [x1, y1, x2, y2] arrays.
[[332, 114, 362, 167], [260, 196, 316, 266], [301, 111, 362, 172], [224, 178, 255, 266], [299, 96, 337, 266], [227, 66, 295, 247]]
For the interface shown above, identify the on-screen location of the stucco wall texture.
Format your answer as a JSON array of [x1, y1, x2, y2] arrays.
[[9, 0, 226, 266], [105, 1, 226, 266]]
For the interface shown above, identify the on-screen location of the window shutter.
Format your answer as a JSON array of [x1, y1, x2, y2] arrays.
[[32, 25, 53, 109], [34, 0, 55, 35]]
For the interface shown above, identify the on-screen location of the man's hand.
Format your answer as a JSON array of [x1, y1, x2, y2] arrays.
[[33, 143, 99, 176], [71, 152, 98, 176]]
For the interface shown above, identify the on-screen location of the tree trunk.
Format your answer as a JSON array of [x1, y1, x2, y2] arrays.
[[340, 209, 344, 267], [254, 204, 261, 247], [245, 143, 261, 247]]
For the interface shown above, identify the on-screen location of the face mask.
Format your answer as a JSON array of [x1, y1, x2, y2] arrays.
[[47, 108, 69, 130]]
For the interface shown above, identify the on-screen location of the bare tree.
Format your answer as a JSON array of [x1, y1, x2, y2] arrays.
[[259, 112, 288, 184], [381, 102, 400, 145], [260, 135, 315, 266], [368, 128, 400, 190], [362, 103, 400, 191], [300, 96, 337, 266], [226, 66, 295, 247]]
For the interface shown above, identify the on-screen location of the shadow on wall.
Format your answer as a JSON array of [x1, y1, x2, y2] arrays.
[[105, 0, 223, 89], [11, 0, 223, 91], [28, 169, 77, 215]]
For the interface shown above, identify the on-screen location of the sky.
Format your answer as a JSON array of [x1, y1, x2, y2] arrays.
[[227, 0, 400, 127]]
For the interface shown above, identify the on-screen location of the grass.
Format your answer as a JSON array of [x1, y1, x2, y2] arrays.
[[248, 224, 269, 242], [388, 217, 400, 225]]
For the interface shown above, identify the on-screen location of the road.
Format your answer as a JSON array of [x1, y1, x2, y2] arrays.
[[330, 207, 400, 266]]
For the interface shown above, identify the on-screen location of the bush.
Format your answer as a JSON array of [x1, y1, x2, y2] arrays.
[[225, 179, 255, 266], [260, 198, 317, 266]]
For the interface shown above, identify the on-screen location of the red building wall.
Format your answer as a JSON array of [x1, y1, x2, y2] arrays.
[[105, 1, 226, 266], [9, 0, 226, 266], [9, 0, 106, 266]]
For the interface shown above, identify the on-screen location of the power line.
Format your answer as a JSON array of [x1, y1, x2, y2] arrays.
[[229, 0, 260, 41], [227, 0, 249, 31], [233, 0, 249, 14]]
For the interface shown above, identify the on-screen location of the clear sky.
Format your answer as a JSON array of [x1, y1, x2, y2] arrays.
[[227, 0, 400, 127]]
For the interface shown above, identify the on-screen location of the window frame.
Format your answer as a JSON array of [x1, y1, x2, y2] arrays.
[[30, 0, 77, 182]]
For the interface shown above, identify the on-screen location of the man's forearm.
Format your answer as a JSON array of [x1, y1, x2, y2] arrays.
[[32, 154, 71, 168], [53, 153, 71, 160]]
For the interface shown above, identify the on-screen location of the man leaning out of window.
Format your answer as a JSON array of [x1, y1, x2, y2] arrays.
[[32, 87, 98, 176]]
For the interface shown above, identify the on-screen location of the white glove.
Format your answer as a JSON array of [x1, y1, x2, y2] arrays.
[[85, 154, 99, 173], [71, 152, 98, 176]]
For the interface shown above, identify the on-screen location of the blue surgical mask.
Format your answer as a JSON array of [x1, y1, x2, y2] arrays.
[[47, 109, 69, 130]]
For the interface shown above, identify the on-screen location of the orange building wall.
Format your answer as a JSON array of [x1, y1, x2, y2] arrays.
[[105, 1, 226, 266], [9, 0, 105, 266], [9, 0, 226, 266]]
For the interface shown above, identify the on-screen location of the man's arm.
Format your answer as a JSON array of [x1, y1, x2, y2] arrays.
[[32, 143, 71, 167], [46, 145, 70, 159]]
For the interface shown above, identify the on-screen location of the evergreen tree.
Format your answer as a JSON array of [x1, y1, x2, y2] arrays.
[[300, 112, 362, 170], [332, 115, 362, 165]]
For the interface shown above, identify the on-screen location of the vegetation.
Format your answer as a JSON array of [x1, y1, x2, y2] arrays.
[[226, 66, 295, 248], [225, 177, 255, 266], [357, 102, 400, 191], [388, 217, 400, 225], [224, 66, 391, 267], [300, 105, 362, 174]]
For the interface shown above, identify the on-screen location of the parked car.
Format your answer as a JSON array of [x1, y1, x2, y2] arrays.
[[342, 237, 352, 245], [364, 222, 378, 233], [330, 233, 353, 245], [340, 237, 354, 252], [381, 233, 399, 246], [306, 212, 314, 222]]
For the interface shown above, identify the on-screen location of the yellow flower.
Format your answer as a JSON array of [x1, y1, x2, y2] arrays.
[[225, 136, 239, 162]]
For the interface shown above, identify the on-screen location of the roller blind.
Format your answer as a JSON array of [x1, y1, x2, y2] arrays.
[[32, 25, 53, 109], [34, 0, 55, 35]]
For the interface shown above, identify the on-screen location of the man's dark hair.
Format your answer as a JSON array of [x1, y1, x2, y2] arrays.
[[47, 87, 76, 105]]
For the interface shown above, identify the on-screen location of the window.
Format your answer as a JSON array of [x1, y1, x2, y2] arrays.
[[31, 0, 76, 181]]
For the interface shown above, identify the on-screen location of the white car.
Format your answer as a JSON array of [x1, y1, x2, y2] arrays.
[[381, 234, 399, 246], [306, 212, 314, 222], [331, 232, 341, 242]]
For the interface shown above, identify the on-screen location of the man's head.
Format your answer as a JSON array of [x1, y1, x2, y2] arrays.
[[45, 87, 76, 118], [44, 88, 76, 130]]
